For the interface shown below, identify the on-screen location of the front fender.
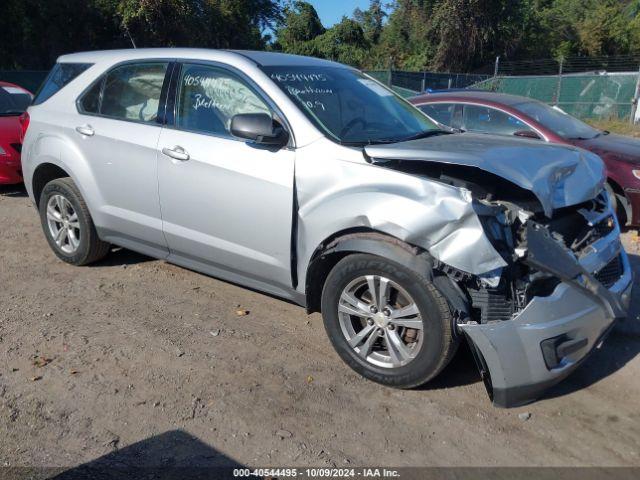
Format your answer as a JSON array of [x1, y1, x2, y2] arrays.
[[294, 139, 506, 294]]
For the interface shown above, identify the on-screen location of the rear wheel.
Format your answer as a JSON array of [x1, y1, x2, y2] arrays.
[[39, 177, 110, 265], [321, 254, 458, 388]]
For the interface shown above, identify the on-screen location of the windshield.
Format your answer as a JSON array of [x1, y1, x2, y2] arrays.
[[262, 66, 438, 145], [514, 101, 600, 140], [0, 85, 32, 116]]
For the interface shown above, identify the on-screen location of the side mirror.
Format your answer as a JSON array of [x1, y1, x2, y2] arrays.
[[513, 130, 541, 140], [230, 113, 289, 147]]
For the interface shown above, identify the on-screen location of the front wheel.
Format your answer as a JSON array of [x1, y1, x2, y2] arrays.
[[39, 177, 110, 265], [321, 254, 458, 388]]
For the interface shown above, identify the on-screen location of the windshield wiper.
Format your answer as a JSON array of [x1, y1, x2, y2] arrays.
[[340, 129, 451, 147], [367, 129, 451, 145], [396, 129, 452, 143]]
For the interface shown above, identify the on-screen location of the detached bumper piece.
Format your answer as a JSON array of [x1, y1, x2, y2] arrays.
[[460, 214, 633, 408]]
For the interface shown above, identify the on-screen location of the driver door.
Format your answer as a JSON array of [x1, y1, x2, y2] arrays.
[[157, 62, 295, 295]]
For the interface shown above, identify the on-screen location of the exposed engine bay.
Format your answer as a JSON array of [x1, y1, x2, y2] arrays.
[[362, 154, 623, 327]]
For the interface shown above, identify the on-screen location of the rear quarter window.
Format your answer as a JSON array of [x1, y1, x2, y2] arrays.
[[33, 63, 93, 105]]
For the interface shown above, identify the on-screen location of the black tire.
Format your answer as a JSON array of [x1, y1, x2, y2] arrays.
[[605, 183, 619, 217], [39, 177, 110, 265], [605, 182, 627, 226], [321, 253, 458, 389]]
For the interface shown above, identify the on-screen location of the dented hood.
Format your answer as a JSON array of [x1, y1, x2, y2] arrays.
[[364, 133, 606, 216]]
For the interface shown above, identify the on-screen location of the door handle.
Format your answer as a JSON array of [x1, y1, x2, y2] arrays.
[[162, 146, 190, 162], [75, 125, 95, 137]]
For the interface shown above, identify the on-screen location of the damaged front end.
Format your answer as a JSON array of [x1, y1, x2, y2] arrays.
[[459, 192, 633, 407], [364, 135, 633, 407]]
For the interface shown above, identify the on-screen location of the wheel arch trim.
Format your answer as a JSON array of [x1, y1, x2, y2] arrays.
[[26, 134, 104, 219], [304, 230, 464, 314]]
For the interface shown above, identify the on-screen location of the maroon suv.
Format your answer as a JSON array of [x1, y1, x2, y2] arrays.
[[411, 91, 640, 226]]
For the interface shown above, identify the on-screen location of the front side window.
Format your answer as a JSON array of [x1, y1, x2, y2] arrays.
[[513, 101, 600, 140], [175, 63, 270, 137], [462, 105, 531, 136], [98, 63, 169, 123], [262, 66, 438, 145], [33, 63, 92, 105], [419, 103, 456, 126]]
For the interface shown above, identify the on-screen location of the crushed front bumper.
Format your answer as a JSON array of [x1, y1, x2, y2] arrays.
[[459, 219, 634, 408]]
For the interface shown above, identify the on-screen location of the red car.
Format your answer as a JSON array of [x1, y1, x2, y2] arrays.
[[0, 81, 32, 184], [411, 91, 640, 227]]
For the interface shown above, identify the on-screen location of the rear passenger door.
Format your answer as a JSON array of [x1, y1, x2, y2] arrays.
[[75, 61, 171, 256]]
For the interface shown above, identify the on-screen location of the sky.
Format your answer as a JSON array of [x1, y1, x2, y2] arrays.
[[308, 0, 373, 27]]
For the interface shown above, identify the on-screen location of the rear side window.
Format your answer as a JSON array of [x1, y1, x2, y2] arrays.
[[78, 79, 103, 114], [79, 62, 169, 124], [33, 63, 92, 105]]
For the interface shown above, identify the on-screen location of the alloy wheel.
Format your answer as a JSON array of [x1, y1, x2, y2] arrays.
[[337, 275, 424, 368], [46, 194, 81, 254]]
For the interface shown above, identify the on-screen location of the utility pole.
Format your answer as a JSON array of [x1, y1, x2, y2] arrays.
[[630, 64, 640, 125], [124, 27, 137, 49], [494, 56, 500, 77], [554, 56, 564, 106]]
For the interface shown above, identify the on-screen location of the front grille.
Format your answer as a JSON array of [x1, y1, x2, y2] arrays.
[[594, 255, 623, 288], [469, 288, 514, 323]]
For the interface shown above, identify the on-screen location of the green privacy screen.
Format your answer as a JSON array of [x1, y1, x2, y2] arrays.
[[477, 73, 639, 121]]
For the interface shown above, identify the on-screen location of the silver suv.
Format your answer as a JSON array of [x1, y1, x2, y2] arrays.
[[22, 49, 633, 407]]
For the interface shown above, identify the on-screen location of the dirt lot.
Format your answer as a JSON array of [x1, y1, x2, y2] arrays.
[[1, 183, 640, 470]]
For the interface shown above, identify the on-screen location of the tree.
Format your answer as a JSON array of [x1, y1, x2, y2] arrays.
[[516, 0, 637, 59], [427, 0, 530, 71], [0, 0, 282, 70], [118, 0, 282, 49], [353, 0, 386, 45], [314, 17, 369, 64], [375, 0, 435, 70], [0, 0, 124, 69], [274, 2, 369, 65], [275, 1, 325, 52], [117, 0, 205, 47]]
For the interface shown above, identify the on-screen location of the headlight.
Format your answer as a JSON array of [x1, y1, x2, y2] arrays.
[[633, 169, 640, 180]]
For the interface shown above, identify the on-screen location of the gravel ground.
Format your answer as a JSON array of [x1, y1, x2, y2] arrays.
[[1, 183, 639, 469]]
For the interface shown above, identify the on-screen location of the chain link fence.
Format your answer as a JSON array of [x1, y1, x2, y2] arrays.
[[365, 70, 489, 97], [476, 72, 640, 122], [367, 56, 640, 123]]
